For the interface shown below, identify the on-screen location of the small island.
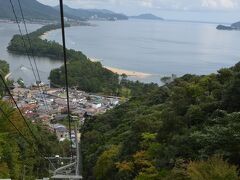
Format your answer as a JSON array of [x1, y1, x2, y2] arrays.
[[217, 21, 240, 31], [129, 13, 164, 20]]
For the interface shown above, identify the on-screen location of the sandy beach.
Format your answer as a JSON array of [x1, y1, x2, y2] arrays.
[[90, 58, 151, 78], [40, 33, 151, 78], [104, 66, 151, 78], [40, 32, 49, 39]]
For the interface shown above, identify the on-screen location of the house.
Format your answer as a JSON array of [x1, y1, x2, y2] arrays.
[[53, 114, 68, 122], [38, 114, 51, 124], [85, 108, 97, 116], [92, 102, 102, 109], [52, 124, 69, 141], [22, 104, 38, 114], [109, 98, 119, 106]]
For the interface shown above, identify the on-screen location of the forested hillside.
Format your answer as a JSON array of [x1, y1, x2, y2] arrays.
[[0, 0, 61, 21], [8, 24, 70, 59], [0, 101, 71, 179], [0, 0, 128, 22], [0, 60, 10, 97], [81, 63, 240, 179]]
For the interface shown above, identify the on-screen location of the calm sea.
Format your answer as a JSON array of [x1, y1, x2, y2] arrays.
[[0, 22, 62, 86], [1, 20, 240, 85], [46, 20, 240, 83]]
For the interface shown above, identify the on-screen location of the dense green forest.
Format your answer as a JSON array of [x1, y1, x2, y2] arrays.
[[0, 101, 71, 179], [49, 60, 120, 93], [8, 24, 71, 59], [7, 24, 122, 93], [0, 0, 61, 21], [0, 60, 10, 97], [0, 0, 128, 22], [81, 63, 240, 179]]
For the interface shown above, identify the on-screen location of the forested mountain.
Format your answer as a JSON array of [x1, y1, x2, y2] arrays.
[[81, 63, 240, 179], [0, 0, 61, 21], [129, 14, 164, 20], [0, 0, 128, 22], [54, 5, 128, 21], [0, 60, 10, 97]]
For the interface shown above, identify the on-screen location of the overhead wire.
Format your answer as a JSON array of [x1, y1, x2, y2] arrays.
[[2, 0, 72, 173], [0, 105, 56, 170], [9, 0, 49, 112], [59, 0, 74, 158], [0, 73, 40, 143], [17, 0, 50, 112], [17, 0, 41, 82], [0, 73, 56, 171], [0, 63, 56, 172], [0, 105, 32, 145], [9, 0, 37, 82]]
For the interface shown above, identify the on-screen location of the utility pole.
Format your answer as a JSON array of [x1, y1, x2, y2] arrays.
[[51, 118, 82, 179], [50, 0, 82, 179], [75, 121, 80, 176], [45, 117, 83, 178], [48, 118, 82, 179]]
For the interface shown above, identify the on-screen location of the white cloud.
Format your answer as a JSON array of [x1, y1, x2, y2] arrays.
[[37, 0, 240, 11], [142, 0, 240, 10], [140, 0, 153, 8], [201, 0, 238, 9]]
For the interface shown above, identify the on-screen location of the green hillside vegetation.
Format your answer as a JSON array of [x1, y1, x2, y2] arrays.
[[0, 0, 87, 21], [0, 101, 70, 179], [0, 60, 9, 76], [7, 24, 122, 93], [8, 24, 70, 59], [81, 63, 240, 179], [0, 0, 127, 22], [0, 60, 10, 97], [0, 0, 61, 21]]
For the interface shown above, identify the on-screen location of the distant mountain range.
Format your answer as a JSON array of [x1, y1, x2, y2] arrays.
[[0, 0, 128, 22], [0, 0, 61, 21], [217, 21, 240, 30], [0, 0, 167, 22], [129, 14, 164, 20], [54, 5, 128, 21]]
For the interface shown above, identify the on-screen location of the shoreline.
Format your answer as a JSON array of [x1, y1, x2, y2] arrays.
[[40, 30, 152, 78], [40, 31, 50, 39], [90, 58, 152, 78], [105, 66, 151, 78]]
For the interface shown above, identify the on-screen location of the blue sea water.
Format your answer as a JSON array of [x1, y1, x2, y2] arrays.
[[1, 20, 240, 84], [46, 20, 240, 83]]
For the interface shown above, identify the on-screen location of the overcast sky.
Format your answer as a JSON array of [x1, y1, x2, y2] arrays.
[[37, 0, 240, 23]]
